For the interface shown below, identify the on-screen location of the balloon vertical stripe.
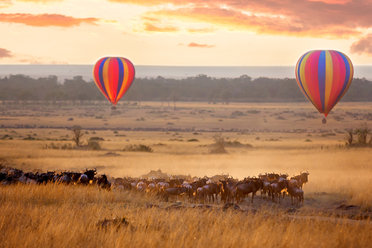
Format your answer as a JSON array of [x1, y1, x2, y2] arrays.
[[324, 51, 333, 114], [93, 57, 135, 105], [295, 50, 353, 117], [318, 51, 326, 112], [116, 58, 135, 104], [299, 52, 317, 108], [337, 53, 352, 103], [296, 52, 312, 103], [339, 54, 354, 101], [94, 58, 110, 101], [108, 58, 119, 101], [306, 51, 322, 112], [116, 58, 124, 102], [102, 60, 113, 101]]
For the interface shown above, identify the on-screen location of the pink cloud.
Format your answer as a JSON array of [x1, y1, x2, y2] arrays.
[[187, 42, 215, 48], [112, 0, 372, 38], [0, 48, 12, 58], [351, 34, 372, 56], [0, 13, 98, 27], [143, 22, 179, 32], [15, 0, 63, 2]]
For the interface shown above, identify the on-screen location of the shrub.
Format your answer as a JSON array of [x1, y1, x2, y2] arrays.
[[225, 140, 253, 148], [209, 134, 227, 154], [87, 140, 101, 150], [43, 143, 73, 150], [71, 125, 83, 147], [89, 137, 104, 141], [345, 126, 372, 147], [123, 144, 153, 152]]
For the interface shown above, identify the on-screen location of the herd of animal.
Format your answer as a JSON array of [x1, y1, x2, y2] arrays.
[[112, 172, 309, 205], [0, 164, 309, 206], [0, 167, 111, 189]]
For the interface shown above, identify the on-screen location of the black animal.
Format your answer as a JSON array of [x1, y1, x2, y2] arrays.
[[97, 175, 111, 190]]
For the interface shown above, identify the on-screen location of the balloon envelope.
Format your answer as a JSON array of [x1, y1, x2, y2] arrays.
[[295, 50, 353, 117], [93, 57, 135, 105]]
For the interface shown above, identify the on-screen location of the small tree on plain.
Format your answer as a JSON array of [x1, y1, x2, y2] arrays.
[[355, 126, 369, 145], [210, 134, 227, 154], [345, 129, 353, 146], [71, 125, 83, 147]]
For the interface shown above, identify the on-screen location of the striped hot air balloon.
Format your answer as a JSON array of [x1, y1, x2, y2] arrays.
[[295, 50, 353, 117], [93, 57, 135, 105]]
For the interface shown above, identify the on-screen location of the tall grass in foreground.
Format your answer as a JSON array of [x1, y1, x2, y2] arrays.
[[1, 185, 371, 248]]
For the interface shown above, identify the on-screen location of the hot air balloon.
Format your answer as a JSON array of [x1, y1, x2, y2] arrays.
[[93, 57, 135, 105], [295, 50, 353, 119]]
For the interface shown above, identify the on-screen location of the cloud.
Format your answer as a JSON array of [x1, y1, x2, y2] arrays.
[[15, 0, 63, 3], [0, 0, 12, 8], [108, 0, 184, 6], [351, 34, 372, 56], [112, 0, 372, 38], [187, 27, 215, 33], [145, 5, 364, 38], [187, 42, 215, 48], [0, 48, 12, 58], [143, 22, 179, 32], [0, 13, 98, 27]]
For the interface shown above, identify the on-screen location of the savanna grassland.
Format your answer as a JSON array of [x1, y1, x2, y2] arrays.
[[0, 101, 372, 248]]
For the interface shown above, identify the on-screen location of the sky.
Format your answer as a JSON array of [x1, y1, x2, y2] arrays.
[[0, 0, 371, 66]]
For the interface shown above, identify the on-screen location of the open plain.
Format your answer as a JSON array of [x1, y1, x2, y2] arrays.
[[1, 101, 372, 248]]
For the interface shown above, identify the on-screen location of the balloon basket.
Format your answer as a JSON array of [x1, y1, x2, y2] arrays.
[[322, 118, 327, 124], [111, 106, 117, 110]]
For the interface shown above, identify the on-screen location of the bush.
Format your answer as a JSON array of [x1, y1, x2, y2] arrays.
[[123, 144, 153, 152], [43, 143, 73, 150], [209, 134, 227, 154], [224, 140, 253, 148], [345, 126, 372, 147], [87, 140, 101, 150], [89, 137, 104, 141]]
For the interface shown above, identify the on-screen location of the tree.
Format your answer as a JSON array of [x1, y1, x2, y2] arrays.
[[71, 125, 83, 147], [355, 126, 370, 145], [345, 129, 353, 146]]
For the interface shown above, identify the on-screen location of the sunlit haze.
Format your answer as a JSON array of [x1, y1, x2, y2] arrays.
[[0, 0, 372, 65]]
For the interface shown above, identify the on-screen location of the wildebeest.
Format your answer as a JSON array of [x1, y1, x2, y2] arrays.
[[270, 177, 288, 203], [0, 165, 310, 207], [220, 179, 238, 203], [287, 186, 304, 205], [202, 182, 221, 203], [235, 178, 263, 203], [97, 174, 111, 190], [163, 187, 187, 202]]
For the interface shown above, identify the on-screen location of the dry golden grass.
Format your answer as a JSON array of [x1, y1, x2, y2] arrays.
[[1, 184, 372, 248], [1, 101, 372, 247]]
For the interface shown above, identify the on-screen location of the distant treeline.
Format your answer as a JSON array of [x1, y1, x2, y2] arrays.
[[1, 74, 372, 102]]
